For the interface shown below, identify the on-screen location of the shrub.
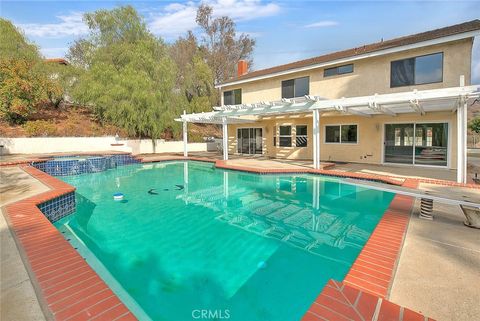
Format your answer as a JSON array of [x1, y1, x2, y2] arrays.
[[23, 120, 57, 136], [188, 132, 205, 143]]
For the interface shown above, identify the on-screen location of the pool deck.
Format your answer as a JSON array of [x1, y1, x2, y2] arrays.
[[1, 153, 479, 321]]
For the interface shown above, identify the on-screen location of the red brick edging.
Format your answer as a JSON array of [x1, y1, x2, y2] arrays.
[[3, 166, 137, 321], [3, 157, 449, 321], [301, 179, 435, 321]]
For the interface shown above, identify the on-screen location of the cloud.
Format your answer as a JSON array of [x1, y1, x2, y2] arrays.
[[149, 0, 280, 39], [17, 12, 88, 38], [304, 20, 339, 28]]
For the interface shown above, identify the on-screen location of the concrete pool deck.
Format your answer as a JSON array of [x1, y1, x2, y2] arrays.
[[1, 154, 479, 321], [1, 166, 48, 321]]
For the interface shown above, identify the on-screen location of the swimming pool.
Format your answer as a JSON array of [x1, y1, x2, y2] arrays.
[[55, 161, 395, 321]]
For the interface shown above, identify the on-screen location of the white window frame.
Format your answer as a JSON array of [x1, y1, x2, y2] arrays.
[[324, 124, 359, 145], [278, 125, 293, 148], [381, 120, 451, 168], [235, 126, 264, 155], [295, 124, 308, 148]]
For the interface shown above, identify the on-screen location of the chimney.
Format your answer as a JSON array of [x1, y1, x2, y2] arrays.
[[237, 60, 248, 77]]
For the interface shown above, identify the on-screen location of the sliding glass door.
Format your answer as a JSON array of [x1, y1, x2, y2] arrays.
[[384, 123, 448, 166], [414, 123, 448, 166], [237, 128, 263, 154]]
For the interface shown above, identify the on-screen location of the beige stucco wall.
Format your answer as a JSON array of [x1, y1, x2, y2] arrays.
[[221, 39, 473, 103], [227, 111, 457, 168], [222, 39, 471, 168]]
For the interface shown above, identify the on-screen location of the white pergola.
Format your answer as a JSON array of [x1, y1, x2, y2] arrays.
[[177, 82, 480, 183]]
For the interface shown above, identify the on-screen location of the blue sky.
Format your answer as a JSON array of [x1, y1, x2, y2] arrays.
[[1, 0, 479, 83]]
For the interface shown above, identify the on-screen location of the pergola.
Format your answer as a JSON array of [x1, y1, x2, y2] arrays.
[[177, 83, 480, 183]]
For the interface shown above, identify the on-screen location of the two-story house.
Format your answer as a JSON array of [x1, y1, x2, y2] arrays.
[[180, 20, 480, 183]]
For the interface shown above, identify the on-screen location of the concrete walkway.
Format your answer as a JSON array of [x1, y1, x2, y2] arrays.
[[390, 183, 480, 321], [1, 167, 47, 321]]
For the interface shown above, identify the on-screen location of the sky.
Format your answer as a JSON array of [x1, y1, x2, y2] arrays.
[[1, 0, 479, 83]]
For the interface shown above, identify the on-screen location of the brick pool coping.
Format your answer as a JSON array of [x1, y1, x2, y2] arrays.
[[4, 156, 470, 320], [301, 178, 435, 321], [3, 165, 137, 321]]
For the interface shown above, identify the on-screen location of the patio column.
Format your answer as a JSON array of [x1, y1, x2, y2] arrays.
[[457, 100, 467, 183], [183, 110, 188, 157], [457, 76, 467, 184], [222, 117, 228, 161], [312, 109, 321, 169]]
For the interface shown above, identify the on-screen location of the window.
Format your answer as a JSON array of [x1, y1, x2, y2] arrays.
[[324, 64, 354, 77], [281, 77, 309, 99], [279, 126, 292, 147], [325, 125, 358, 143], [385, 123, 448, 166], [296, 125, 307, 147], [223, 89, 242, 105], [341, 125, 357, 143], [390, 52, 443, 87]]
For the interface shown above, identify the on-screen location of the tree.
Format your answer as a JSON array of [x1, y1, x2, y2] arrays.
[[0, 19, 62, 123], [469, 117, 480, 134], [170, 31, 216, 114], [0, 59, 46, 123], [68, 6, 178, 139], [195, 4, 255, 85], [0, 19, 39, 61]]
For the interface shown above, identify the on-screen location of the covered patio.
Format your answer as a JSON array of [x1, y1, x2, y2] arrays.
[[178, 83, 480, 183]]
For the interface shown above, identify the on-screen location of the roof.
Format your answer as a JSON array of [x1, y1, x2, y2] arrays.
[[220, 19, 480, 86], [45, 58, 69, 65]]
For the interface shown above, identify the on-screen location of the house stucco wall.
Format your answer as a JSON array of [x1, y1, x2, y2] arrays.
[[227, 111, 457, 168], [222, 39, 471, 167], [221, 39, 472, 103]]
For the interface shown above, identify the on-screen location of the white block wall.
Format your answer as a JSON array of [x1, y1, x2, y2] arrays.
[[0, 137, 216, 155]]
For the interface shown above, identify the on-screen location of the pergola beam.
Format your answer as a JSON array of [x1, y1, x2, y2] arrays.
[[179, 85, 480, 122]]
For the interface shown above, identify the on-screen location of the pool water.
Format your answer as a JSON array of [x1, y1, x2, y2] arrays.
[[55, 161, 394, 321]]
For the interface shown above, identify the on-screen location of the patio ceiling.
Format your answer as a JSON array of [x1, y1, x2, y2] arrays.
[[178, 85, 480, 123]]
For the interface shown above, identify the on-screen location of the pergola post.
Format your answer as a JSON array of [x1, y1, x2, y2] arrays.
[[183, 110, 188, 157], [222, 117, 228, 161], [313, 109, 320, 169], [457, 76, 467, 183]]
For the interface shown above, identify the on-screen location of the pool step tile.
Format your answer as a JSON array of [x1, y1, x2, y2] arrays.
[[302, 280, 434, 321]]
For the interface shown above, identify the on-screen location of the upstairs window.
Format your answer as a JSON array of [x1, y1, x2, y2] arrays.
[[324, 64, 354, 77], [223, 89, 242, 105], [390, 52, 443, 87], [281, 77, 309, 99]]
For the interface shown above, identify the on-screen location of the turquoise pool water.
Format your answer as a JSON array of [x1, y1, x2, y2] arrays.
[[55, 161, 395, 321]]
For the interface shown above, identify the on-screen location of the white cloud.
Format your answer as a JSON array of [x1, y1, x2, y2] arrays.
[[304, 20, 338, 28], [18, 12, 88, 38], [149, 0, 280, 39]]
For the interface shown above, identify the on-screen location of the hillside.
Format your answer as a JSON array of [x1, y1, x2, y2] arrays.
[[0, 105, 222, 140]]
